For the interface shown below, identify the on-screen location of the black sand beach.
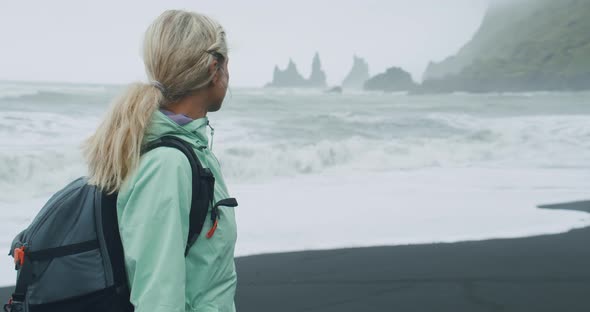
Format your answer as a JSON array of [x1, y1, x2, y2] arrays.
[[2, 204, 589, 311]]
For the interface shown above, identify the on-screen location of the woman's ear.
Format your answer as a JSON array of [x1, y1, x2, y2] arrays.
[[209, 60, 220, 84]]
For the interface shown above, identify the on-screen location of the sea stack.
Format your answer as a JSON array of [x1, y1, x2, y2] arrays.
[[266, 53, 328, 88], [265, 59, 307, 88], [308, 52, 328, 88], [342, 55, 370, 89]]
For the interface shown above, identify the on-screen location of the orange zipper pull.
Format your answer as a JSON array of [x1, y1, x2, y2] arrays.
[[206, 219, 218, 238], [206, 198, 238, 239], [14, 246, 26, 269]]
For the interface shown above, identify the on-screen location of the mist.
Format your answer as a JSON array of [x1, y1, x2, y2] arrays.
[[0, 0, 488, 87]]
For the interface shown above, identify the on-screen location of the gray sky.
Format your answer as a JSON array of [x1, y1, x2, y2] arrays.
[[0, 0, 488, 87]]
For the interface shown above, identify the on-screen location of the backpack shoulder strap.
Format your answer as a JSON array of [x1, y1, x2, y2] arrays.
[[143, 136, 215, 256]]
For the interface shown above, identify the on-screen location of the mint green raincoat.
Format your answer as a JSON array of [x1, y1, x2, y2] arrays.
[[116, 111, 238, 312]]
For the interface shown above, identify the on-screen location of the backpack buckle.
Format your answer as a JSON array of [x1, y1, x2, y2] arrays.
[[4, 297, 24, 312]]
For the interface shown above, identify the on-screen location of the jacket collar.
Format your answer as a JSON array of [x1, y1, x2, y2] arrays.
[[145, 110, 210, 148]]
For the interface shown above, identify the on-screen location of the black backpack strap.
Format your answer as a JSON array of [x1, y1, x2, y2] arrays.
[[98, 191, 134, 309], [143, 136, 214, 256], [7, 253, 33, 311]]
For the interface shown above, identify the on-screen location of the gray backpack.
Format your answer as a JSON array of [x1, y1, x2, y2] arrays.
[[4, 136, 237, 312]]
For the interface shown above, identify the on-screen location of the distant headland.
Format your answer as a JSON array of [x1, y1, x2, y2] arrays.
[[265, 0, 590, 93]]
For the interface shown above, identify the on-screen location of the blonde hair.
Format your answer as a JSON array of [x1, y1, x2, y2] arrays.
[[84, 10, 227, 193]]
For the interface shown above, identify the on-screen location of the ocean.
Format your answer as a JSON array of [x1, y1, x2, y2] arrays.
[[1, 81, 589, 285]]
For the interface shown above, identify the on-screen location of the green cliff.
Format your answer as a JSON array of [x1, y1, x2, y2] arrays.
[[422, 0, 590, 92]]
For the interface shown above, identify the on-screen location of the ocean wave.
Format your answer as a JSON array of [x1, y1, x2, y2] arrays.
[[0, 111, 97, 146], [0, 149, 86, 201], [216, 114, 590, 181], [1, 111, 588, 200], [0, 83, 111, 100], [0, 89, 41, 100], [1, 87, 590, 200], [450, 90, 590, 98]]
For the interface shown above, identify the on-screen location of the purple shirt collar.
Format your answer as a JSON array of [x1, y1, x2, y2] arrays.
[[159, 108, 194, 126]]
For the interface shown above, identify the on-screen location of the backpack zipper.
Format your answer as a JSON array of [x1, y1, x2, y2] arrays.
[[26, 186, 80, 249]]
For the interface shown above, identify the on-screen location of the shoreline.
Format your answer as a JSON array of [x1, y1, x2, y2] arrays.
[[2, 203, 590, 311], [3, 169, 589, 288]]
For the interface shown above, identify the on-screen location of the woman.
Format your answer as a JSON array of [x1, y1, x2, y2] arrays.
[[83, 10, 237, 312]]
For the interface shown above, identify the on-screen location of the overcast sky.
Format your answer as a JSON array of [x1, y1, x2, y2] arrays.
[[0, 0, 488, 87]]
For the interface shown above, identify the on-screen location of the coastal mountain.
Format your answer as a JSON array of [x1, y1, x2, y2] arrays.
[[266, 53, 327, 88], [422, 0, 590, 92], [364, 67, 416, 92], [342, 55, 370, 89]]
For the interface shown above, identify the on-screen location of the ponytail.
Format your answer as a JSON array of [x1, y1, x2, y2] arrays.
[[84, 83, 162, 193]]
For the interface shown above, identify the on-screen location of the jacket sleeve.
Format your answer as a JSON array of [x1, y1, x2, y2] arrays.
[[117, 148, 193, 312]]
